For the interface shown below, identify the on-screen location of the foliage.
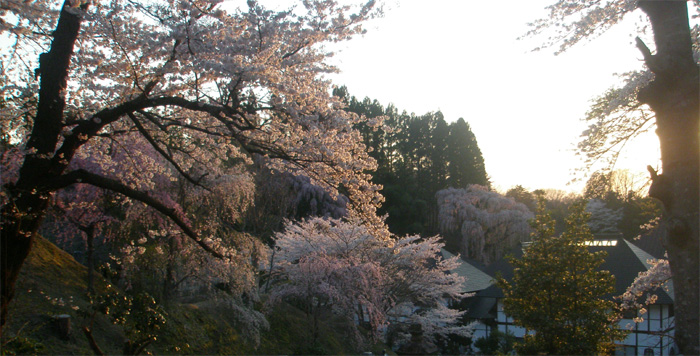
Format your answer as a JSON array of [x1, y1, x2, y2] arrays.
[[583, 170, 662, 239], [83, 290, 167, 355], [1, 336, 46, 356], [334, 88, 490, 237], [1, 234, 384, 355], [527, 9, 699, 350], [584, 169, 650, 202], [498, 199, 626, 355], [472, 330, 515, 356], [4, 235, 129, 354], [505, 185, 537, 212], [268, 217, 470, 349], [537, 188, 581, 235], [436, 185, 533, 265], [238, 159, 349, 245], [447, 118, 488, 189], [0, 0, 384, 333]]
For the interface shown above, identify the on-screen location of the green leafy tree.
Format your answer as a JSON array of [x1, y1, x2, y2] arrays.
[[498, 199, 625, 355], [82, 290, 167, 355], [583, 170, 662, 239]]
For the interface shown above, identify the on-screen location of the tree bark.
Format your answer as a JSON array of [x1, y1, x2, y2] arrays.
[[81, 223, 97, 295], [637, 1, 699, 354], [0, 0, 86, 336], [82, 326, 106, 356]]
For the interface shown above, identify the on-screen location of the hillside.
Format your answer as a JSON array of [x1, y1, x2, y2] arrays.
[[1, 236, 388, 355], [2, 235, 124, 355]]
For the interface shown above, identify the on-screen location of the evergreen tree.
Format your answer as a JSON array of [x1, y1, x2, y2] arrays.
[[447, 118, 488, 188], [334, 89, 490, 237], [498, 199, 625, 355], [429, 117, 450, 191]]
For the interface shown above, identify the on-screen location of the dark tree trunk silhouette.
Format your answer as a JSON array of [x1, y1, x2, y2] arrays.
[[0, 0, 86, 335], [637, 1, 699, 354], [79, 223, 97, 295]]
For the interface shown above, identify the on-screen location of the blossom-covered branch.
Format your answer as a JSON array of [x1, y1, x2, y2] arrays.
[[50, 168, 226, 258]]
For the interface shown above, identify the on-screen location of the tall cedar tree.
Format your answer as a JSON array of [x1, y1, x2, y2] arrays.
[[447, 118, 488, 188], [498, 199, 625, 355], [335, 88, 490, 236]]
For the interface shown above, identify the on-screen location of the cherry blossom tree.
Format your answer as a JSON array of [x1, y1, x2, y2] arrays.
[[436, 185, 533, 265], [619, 257, 672, 323], [288, 173, 349, 220], [528, 1, 698, 352], [268, 217, 470, 350], [240, 160, 349, 244], [42, 139, 272, 341], [585, 198, 623, 234], [111, 164, 263, 298], [0, 0, 383, 334]]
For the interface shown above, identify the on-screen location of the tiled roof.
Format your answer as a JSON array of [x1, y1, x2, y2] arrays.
[[631, 228, 667, 259], [461, 237, 674, 305], [463, 294, 496, 319], [622, 239, 674, 302], [589, 238, 673, 304], [441, 249, 495, 293]]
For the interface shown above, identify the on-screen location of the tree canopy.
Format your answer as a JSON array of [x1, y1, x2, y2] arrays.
[[0, 0, 383, 334], [268, 217, 470, 350]]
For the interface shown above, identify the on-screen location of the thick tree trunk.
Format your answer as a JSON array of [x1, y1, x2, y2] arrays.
[[0, 1, 85, 336], [637, 1, 700, 354]]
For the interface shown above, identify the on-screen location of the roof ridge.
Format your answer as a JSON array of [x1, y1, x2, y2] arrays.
[[623, 239, 657, 269]]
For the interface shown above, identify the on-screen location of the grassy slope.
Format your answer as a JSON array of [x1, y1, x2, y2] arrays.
[[3, 235, 124, 355], [2, 236, 389, 355]]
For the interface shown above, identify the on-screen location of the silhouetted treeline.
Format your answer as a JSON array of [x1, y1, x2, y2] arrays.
[[334, 86, 489, 236]]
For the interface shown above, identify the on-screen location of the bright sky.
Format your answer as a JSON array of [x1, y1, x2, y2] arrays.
[[324, 0, 661, 194]]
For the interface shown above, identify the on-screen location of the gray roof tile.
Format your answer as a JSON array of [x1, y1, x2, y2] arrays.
[[441, 249, 495, 293]]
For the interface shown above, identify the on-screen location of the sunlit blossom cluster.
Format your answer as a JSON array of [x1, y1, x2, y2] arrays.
[[269, 217, 470, 347], [1, 0, 384, 262], [618, 257, 671, 323]]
